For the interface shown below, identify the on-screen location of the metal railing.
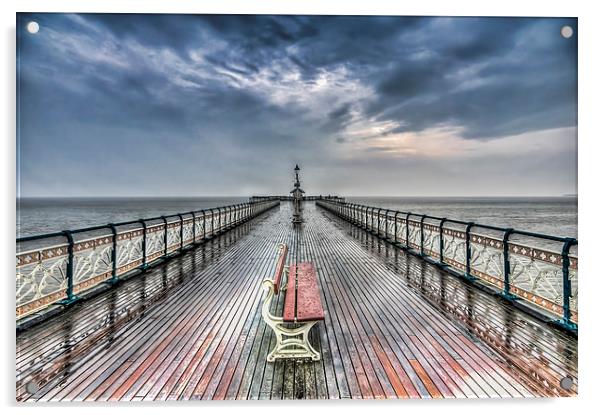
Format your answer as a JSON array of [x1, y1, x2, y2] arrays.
[[16, 200, 279, 319], [317, 200, 578, 330]]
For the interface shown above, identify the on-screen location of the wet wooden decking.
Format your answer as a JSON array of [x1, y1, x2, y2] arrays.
[[16, 202, 577, 401]]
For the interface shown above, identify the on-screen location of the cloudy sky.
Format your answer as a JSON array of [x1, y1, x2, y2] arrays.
[[17, 14, 577, 197]]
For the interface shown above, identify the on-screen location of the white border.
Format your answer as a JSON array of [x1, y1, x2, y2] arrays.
[[2, 1, 600, 414]]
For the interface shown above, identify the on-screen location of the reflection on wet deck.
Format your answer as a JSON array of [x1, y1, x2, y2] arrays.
[[16, 202, 577, 400]]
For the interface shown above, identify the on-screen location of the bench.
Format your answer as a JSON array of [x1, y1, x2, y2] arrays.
[[261, 243, 325, 361]]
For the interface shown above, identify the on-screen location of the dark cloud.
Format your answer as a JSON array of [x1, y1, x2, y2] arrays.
[[16, 13, 577, 197]]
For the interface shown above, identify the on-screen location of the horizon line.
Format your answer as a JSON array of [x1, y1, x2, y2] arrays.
[[16, 194, 578, 199]]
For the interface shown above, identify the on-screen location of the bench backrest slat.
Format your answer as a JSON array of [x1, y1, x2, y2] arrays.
[[273, 243, 288, 294]]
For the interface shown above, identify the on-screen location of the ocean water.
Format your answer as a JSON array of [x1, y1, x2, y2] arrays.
[[346, 196, 578, 239], [16, 196, 577, 239], [17, 197, 248, 238]]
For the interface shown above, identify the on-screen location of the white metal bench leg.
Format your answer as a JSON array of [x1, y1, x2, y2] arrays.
[[261, 279, 321, 362]]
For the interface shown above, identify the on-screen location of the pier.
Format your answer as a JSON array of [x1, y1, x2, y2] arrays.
[[16, 199, 577, 400]]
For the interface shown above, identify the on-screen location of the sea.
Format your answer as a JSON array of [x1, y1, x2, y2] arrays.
[[16, 196, 577, 239]]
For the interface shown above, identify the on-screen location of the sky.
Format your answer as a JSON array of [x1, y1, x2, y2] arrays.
[[17, 14, 577, 197]]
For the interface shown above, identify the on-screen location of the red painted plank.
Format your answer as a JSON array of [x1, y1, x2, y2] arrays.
[[295, 263, 325, 322], [283, 264, 297, 322]]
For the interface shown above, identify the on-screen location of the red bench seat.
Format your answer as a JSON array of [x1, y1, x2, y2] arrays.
[[283, 262, 325, 323]]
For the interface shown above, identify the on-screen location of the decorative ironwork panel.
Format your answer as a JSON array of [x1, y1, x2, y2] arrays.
[[116, 229, 144, 275], [16, 244, 69, 317], [422, 223, 440, 258], [442, 228, 467, 271], [72, 236, 113, 293], [194, 216, 205, 241], [207, 213, 216, 236], [386, 213, 396, 238], [182, 219, 195, 245], [376, 212, 384, 234], [469, 234, 504, 288], [146, 224, 166, 261], [508, 244, 572, 318], [396, 218, 407, 243], [166, 221, 181, 253], [219, 212, 226, 230], [368, 210, 377, 233], [407, 220, 421, 249]]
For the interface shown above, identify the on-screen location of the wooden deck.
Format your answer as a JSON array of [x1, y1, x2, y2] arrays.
[[16, 202, 577, 401]]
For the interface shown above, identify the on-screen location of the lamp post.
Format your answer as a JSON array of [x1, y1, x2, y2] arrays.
[[291, 164, 304, 223]]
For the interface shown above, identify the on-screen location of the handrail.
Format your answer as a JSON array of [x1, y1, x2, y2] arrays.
[[316, 199, 578, 331], [16, 200, 279, 319]]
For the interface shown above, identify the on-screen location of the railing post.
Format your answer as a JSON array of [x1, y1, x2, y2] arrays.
[[394, 212, 400, 244], [138, 219, 148, 269], [439, 218, 447, 265], [405, 213, 411, 249], [177, 214, 184, 251], [501, 228, 516, 300], [190, 212, 196, 245], [419, 215, 427, 256], [464, 222, 476, 280], [370, 207, 376, 232], [364, 206, 368, 229], [210, 208, 215, 237], [384, 209, 390, 239], [218, 207, 223, 232], [162, 216, 168, 257], [377, 208, 383, 236], [202, 210, 207, 240], [108, 223, 119, 284], [559, 238, 578, 329], [58, 230, 78, 305]]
